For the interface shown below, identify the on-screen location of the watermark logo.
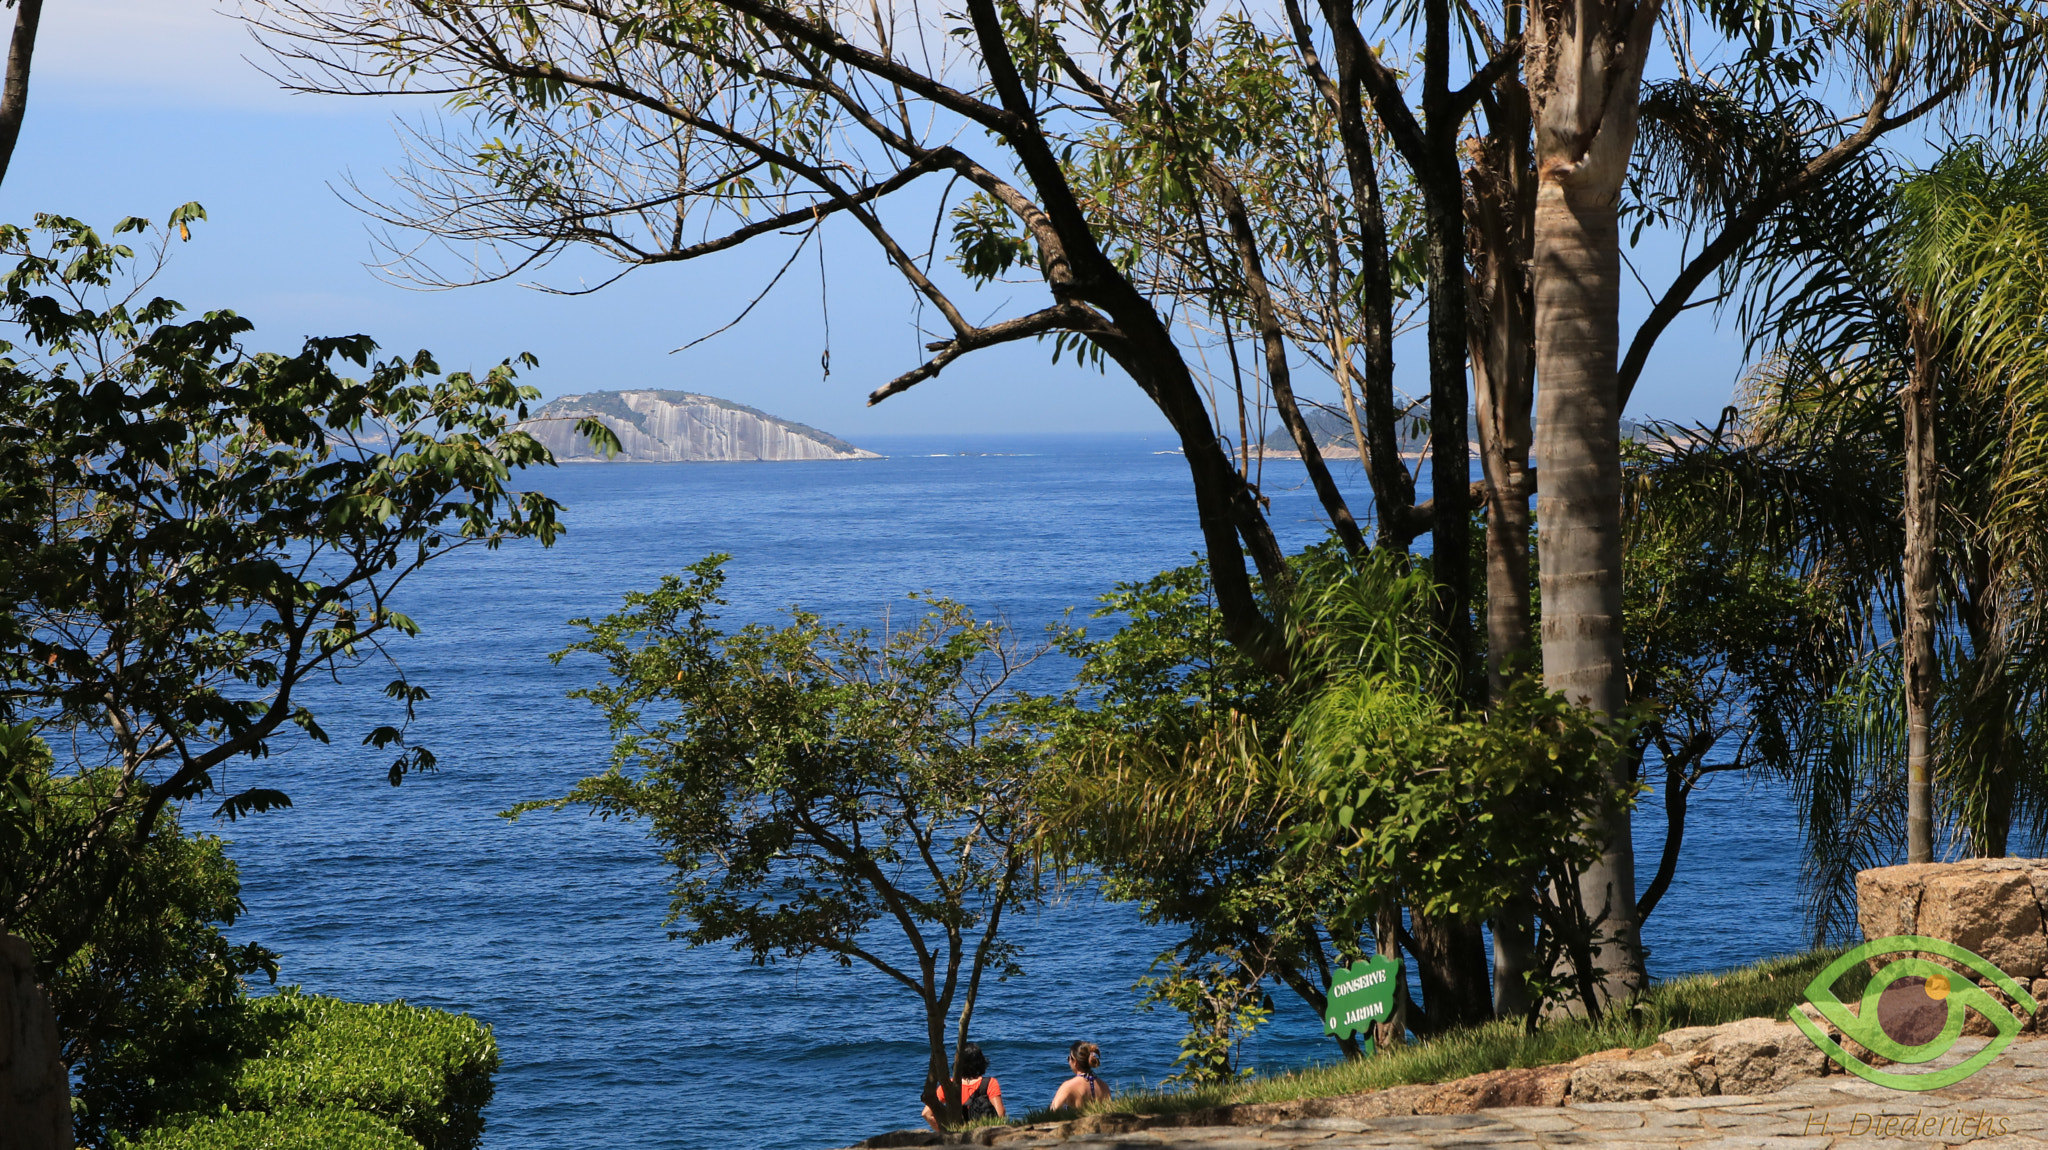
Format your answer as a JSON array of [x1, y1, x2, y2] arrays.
[[1789, 935, 2038, 1090]]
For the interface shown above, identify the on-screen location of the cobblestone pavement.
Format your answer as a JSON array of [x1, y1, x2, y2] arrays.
[[875, 1042, 2048, 1150]]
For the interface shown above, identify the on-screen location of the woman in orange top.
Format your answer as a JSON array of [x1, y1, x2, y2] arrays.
[[1050, 1041, 1109, 1112], [922, 1042, 1004, 1130]]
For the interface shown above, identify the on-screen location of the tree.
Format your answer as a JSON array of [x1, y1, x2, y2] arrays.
[[3, 725, 278, 1148], [1296, 673, 1637, 1025], [250, 0, 1531, 1024], [1032, 543, 1633, 1036], [1890, 138, 2048, 861], [0, 207, 599, 1143], [251, 0, 1300, 668], [1690, 137, 2048, 926], [1521, 0, 2048, 1003], [0, 209, 598, 941], [506, 557, 1046, 1127], [245, 0, 2048, 1017]]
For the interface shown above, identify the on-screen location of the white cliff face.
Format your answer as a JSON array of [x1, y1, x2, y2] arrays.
[[518, 390, 881, 462]]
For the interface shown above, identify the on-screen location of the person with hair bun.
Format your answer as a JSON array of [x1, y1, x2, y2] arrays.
[[1050, 1041, 1109, 1112]]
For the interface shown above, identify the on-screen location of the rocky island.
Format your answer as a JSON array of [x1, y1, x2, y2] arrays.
[[519, 389, 882, 462]]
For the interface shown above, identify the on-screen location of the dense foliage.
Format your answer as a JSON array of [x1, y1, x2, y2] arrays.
[[1033, 545, 1633, 1045], [0, 208, 605, 942], [123, 1109, 422, 1150], [4, 724, 277, 1147], [124, 990, 498, 1150]]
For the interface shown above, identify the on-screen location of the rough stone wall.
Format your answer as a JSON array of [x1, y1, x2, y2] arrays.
[[2, 934, 72, 1150], [521, 392, 880, 462]]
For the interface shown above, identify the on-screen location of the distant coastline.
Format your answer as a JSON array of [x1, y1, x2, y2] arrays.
[[520, 389, 881, 463]]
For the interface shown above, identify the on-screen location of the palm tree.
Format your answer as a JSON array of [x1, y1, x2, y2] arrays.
[[1895, 139, 2048, 859], [1739, 137, 2048, 900]]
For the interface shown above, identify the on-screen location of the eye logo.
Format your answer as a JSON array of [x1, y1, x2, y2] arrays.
[[1789, 935, 2038, 1090]]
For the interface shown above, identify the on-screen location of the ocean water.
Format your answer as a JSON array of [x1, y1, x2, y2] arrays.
[[218, 434, 1810, 1150]]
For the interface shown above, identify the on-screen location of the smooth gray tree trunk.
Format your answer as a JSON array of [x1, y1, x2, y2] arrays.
[[1527, 0, 1663, 1007], [2, 934, 71, 1150]]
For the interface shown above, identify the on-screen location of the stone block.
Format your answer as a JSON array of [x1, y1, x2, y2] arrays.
[[1856, 860, 2048, 981], [1416, 1066, 1571, 1113], [1707, 1019, 1827, 1094], [1567, 1053, 1716, 1103]]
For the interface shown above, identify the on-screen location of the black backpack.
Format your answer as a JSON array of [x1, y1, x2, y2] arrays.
[[963, 1080, 998, 1122]]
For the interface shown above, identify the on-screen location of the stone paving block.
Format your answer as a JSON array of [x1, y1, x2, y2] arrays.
[[1350, 1116, 1514, 1134], [1270, 1120, 1370, 1133], [1653, 1097, 1754, 1112], [1671, 1129, 1835, 1137], [1637, 1110, 1706, 1129], [1691, 1113, 1789, 1133], [1488, 1112, 1579, 1132], [1567, 1110, 1650, 1130], [1794, 1080, 1897, 1101], [1679, 1138, 1833, 1150]]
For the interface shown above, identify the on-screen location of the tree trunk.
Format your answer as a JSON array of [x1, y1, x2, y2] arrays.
[[1290, 0, 1420, 549], [1903, 305, 1940, 865], [1406, 912, 1492, 1031], [0, 0, 41, 188], [1424, 195, 1474, 691], [1532, 178, 1643, 1004], [1527, 0, 1661, 1007], [1418, 0, 1474, 690], [1371, 900, 1408, 1052], [2, 935, 71, 1150], [1467, 78, 1537, 705], [1465, 18, 1539, 1019]]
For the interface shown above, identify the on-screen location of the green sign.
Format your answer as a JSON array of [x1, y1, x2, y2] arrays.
[[1323, 954, 1401, 1053], [1789, 935, 2038, 1091]]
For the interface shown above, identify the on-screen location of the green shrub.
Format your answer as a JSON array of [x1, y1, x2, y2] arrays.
[[122, 1109, 421, 1150], [211, 991, 498, 1150]]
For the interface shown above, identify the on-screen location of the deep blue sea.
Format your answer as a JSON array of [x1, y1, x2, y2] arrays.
[[218, 434, 1810, 1150]]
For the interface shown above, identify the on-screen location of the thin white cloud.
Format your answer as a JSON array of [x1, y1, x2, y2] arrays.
[[35, 0, 326, 110]]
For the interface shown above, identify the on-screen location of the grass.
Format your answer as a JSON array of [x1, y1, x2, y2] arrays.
[[1004, 948, 1868, 1124]]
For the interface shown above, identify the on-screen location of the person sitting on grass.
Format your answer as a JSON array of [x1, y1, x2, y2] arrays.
[[922, 1042, 1004, 1130], [1049, 1041, 1109, 1112]]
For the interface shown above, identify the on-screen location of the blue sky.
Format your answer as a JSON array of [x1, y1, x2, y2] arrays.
[[1, 1, 1751, 437]]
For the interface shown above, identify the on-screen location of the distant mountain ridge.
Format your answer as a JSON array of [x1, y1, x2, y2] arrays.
[[520, 389, 880, 462]]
